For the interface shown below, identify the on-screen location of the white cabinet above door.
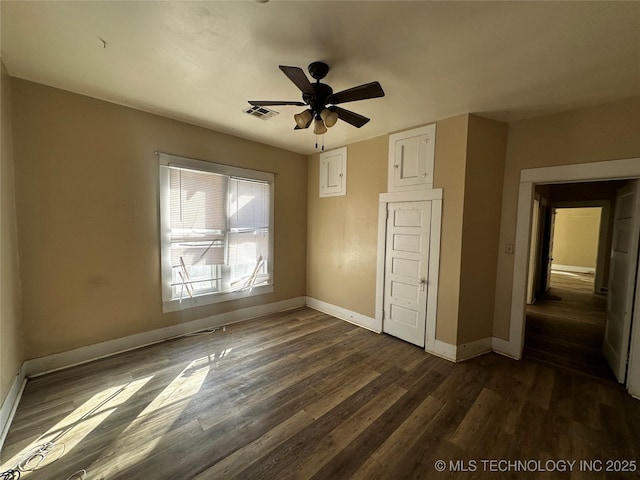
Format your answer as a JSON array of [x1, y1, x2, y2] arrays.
[[388, 124, 435, 193], [319, 147, 347, 197]]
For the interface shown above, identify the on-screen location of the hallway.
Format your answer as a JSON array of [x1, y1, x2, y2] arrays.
[[524, 271, 616, 383]]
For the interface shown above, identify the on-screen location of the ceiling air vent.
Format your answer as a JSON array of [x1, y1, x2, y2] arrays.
[[243, 105, 279, 120]]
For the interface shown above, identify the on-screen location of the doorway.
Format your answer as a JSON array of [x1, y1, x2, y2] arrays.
[[508, 158, 640, 397], [524, 184, 637, 381], [524, 204, 612, 380]]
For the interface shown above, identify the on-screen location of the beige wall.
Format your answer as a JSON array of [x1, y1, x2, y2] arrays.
[[306, 135, 388, 317], [0, 62, 24, 404], [305, 116, 471, 346], [552, 207, 601, 269], [431, 115, 468, 345], [13, 76, 638, 364], [493, 97, 640, 339], [457, 115, 508, 345], [11, 79, 307, 359], [305, 113, 507, 348], [307, 114, 490, 345]]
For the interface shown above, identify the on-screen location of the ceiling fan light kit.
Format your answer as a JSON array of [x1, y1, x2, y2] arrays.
[[313, 117, 328, 135], [294, 109, 313, 129], [321, 108, 339, 128], [248, 61, 385, 150]]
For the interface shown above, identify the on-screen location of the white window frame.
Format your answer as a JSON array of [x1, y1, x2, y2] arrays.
[[159, 152, 275, 313]]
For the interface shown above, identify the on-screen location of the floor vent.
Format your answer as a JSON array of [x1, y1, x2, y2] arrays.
[[243, 105, 279, 120]]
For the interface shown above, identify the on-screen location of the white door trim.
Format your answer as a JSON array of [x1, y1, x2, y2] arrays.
[[507, 157, 640, 395], [376, 188, 443, 351]]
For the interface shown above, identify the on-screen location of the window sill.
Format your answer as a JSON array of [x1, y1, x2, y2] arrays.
[[162, 284, 274, 313]]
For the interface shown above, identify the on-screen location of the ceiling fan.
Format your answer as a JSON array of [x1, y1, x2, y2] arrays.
[[248, 61, 385, 140]]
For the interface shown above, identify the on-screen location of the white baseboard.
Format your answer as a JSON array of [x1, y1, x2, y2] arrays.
[[24, 296, 307, 378], [303, 297, 517, 364], [427, 337, 496, 363], [492, 336, 520, 360], [426, 339, 457, 362], [433, 336, 522, 362], [456, 337, 493, 361], [552, 264, 595, 274], [305, 297, 379, 332], [0, 364, 27, 451]]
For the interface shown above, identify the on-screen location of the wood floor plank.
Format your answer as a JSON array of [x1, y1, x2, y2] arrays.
[[233, 366, 406, 480], [193, 410, 316, 480], [449, 387, 503, 450], [309, 368, 448, 480], [281, 384, 408, 480], [524, 272, 616, 382], [196, 351, 365, 431], [350, 394, 444, 480], [1, 306, 639, 480]]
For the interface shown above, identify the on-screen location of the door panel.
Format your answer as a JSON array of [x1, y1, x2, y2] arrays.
[[545, 208, 556, 291], [604, 181, 640, 382], [383, 201, 431, 347], [527, 199, 541, 304], [391, 281, 420, 302], [393, 234, 421, 252], [392, 257, 420, 277]]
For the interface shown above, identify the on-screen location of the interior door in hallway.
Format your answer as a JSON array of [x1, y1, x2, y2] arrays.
[[383, 201, 431, 347], [604, 180, 640, 382], [545, 208, 557, 291]]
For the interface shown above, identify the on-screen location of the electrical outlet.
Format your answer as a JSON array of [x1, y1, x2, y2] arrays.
[[505, 243, 515, 255]]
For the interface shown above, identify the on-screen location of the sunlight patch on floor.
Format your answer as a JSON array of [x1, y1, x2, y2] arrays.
[[86, 355, 213, 477], [0, 376, 152, 476]]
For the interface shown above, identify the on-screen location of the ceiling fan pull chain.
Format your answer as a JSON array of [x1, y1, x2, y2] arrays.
[[322, 134, 325, 151]]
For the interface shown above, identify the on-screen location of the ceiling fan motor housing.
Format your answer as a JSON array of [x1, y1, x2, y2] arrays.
[[308, 61, 330, 81], [304, 83, 333, 116]]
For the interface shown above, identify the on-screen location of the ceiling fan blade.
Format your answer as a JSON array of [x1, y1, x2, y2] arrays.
[[331, 106, 370, 128], [328, 81, 385, 105], [279, 65, 315, 95], [248, 100, 306, 106]]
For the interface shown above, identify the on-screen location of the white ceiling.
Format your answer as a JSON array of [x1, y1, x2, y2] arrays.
[[2, 1, 639, 155]]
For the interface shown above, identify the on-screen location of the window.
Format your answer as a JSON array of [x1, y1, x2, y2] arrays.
[[159, 153, 274, 312]]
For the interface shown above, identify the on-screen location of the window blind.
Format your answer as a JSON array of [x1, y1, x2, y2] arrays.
[[228, 178, 271, 288], [169, 167, 227, 266]]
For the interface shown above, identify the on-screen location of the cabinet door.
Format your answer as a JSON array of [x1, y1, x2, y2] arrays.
[[388, 124, 435, 192], [320, 147, 347, 197]]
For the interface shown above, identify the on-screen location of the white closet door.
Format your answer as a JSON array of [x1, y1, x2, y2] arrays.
[[383, 201, 431, 347]]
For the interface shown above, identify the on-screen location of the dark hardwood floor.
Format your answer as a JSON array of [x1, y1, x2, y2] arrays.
[[524, 271, 616, 382], [1, 307, 639, 479]]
